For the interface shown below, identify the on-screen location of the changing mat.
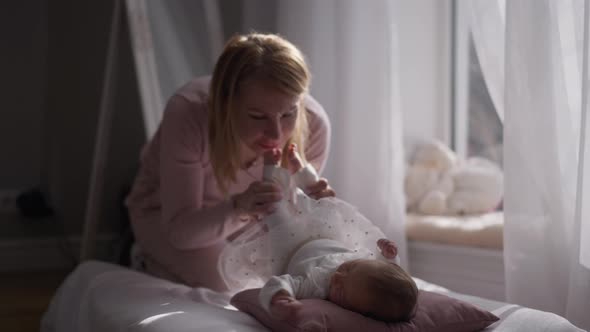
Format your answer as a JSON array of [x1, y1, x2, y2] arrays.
[[41, 260, 585, 332]]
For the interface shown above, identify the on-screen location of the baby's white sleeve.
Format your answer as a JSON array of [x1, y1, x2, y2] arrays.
[[258, 271, 328, 313], [293, 164, 319, 189], [258, 274, 303, 313], [263, 164, 292, 192]]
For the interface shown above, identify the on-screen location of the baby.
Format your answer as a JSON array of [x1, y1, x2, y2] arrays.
[[220, 144, 418, 322], [258, 145, 418, 322]]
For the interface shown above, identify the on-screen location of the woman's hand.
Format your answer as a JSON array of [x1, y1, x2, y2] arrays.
[[232, 181, 282, 220], [305, 178, 336, 199]]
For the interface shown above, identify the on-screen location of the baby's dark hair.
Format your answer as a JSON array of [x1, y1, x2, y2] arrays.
[[365, 261, 419, 322]]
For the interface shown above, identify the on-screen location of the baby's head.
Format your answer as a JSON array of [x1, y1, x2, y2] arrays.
[[328, 259, 418, 322]]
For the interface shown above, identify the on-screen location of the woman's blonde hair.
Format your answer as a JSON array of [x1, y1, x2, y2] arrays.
[[208, 33, 311, 193]]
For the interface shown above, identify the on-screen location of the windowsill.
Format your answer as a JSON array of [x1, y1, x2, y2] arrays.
[[406, 211, 504, 251]]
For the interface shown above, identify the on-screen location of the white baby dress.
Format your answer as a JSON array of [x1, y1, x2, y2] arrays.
[[218, 164, 388, 292]]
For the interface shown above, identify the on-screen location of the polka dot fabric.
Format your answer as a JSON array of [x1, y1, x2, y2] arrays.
[[218, 194, 387, 293]]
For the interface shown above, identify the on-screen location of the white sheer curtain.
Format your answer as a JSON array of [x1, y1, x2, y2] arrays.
[[274, 0, 408, 267], [503, 0, 590, 329], [82, 0, 225, 261], [125, 0, 223, 139], [469, 0, 506, 122]]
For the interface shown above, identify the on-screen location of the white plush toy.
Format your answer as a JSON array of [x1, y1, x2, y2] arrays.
[[405, 139, 503, 215]]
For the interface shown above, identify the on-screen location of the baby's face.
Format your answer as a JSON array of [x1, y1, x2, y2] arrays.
[[328, 259, 375, 315]]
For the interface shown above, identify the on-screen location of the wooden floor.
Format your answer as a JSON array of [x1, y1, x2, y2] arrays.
[[1, 269, 71, 332]]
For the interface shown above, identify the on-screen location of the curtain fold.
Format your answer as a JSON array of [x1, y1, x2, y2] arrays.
[[125, 0, 223, 139], [577, 0, 590, 272], [503, 0, 590, 328], [469, 0, 506, 122], [275, 0, 408, 268]]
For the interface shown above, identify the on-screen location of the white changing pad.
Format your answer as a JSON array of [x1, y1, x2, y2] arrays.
[[41, 261, 585, 332], [406, 212, 504, 249], [41, 261, 264, 332]]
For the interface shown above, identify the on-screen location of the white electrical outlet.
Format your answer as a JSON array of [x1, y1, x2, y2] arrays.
[[0, 189, 20, 213]]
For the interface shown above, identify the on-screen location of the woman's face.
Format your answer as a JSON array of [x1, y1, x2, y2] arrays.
[[234, 78, 300, 163]]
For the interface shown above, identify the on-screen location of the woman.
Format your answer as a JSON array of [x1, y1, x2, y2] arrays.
[[125, 33, 334, 291]]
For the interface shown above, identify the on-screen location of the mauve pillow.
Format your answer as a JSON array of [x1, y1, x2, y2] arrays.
[[231, 288, 499, 332]]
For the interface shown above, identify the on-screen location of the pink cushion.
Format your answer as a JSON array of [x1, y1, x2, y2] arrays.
[[231, 288, 499, 332]]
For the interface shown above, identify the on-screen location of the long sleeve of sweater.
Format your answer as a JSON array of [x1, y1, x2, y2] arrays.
[[159, 96, 246, 249]]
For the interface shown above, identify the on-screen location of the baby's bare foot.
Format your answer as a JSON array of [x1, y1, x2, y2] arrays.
[[263, 148, 282, 166], [287, 143, 304, 173]]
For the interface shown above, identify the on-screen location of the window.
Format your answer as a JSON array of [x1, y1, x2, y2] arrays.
[[452, 1, 504, 168], [467, 37, 503, 167]]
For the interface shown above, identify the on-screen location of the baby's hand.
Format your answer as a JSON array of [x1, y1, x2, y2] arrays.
[[263, 148, 282, 166], [270, 290, 303, 321], [287, 143, 304, 174], [377, 238, 398, 259]]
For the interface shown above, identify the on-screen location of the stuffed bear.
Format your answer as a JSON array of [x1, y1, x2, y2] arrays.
[[405, 139, 503, 215]]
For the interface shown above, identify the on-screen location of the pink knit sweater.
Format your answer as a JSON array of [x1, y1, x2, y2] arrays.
[[125, 77, 331, 290]]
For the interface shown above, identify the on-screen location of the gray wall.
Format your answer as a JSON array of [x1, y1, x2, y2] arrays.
[[45, 0, 145, 235], [0, 0, 257, 241], [0, 0, 144, 238], [0, 2, 47, 190]]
